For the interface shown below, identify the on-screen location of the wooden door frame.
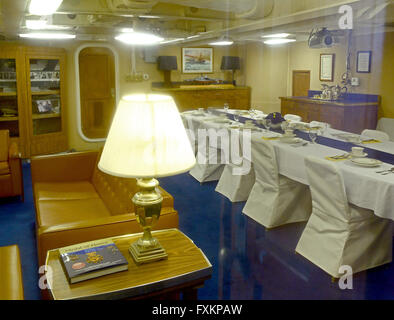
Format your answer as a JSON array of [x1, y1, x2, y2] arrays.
[[292, 70, 311, 97], [75, 43, 119, 142]]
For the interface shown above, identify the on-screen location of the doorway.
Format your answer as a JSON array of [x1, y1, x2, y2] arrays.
[[78, 46, 117, 140], [292, 70, 310, 97]]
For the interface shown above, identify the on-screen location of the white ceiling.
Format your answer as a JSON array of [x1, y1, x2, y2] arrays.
[[0, 0, 393, 43]]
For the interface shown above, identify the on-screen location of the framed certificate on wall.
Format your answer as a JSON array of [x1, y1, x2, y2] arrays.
[[320, 53, 335, 82], [357, 51, 372, 73]]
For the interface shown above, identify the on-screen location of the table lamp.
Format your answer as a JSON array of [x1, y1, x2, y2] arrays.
[[157, 56, 177, 88], [98, 94, 196, 264], [221, 56, 240, 85]]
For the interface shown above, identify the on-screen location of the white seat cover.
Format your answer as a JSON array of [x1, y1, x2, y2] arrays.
[[284, 114, 302, 122], [215, 129, 255, 202], [296, 156, 392, 278], [361, 129, 390, 142], [376, 117, 394, 141], [242, 139, 312, 228]]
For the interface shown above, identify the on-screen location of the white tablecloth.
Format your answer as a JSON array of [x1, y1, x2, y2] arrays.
[[182, 110, 394, 221]]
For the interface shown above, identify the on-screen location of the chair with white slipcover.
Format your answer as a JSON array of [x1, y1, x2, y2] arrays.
[[284, 114, 302, 122], [215, 130, 255, 202], [188, 123, 225, 183], [242, 139, 312, 228], [376, 117, 394, 141], [296, 156, 392, 278], [361, 129, 390, 142]]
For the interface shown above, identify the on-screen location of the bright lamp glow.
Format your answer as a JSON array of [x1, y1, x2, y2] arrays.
[[262, 33, 290, 38], [29, 0, 63, 15], [19, 32, 75, 39], [264, 38, 296, 45], [98, 94, 196, 178], [115, 31, 163, 45]]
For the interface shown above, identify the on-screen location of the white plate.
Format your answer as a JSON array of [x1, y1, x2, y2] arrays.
[[350, 158, 382, 167], [350, 152, 368, 158], [211, 118, 231, 123], [280, 137, 303, 144]]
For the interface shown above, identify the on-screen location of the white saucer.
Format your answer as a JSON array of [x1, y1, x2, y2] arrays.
[[350, 158, 382, 167], [280, 137, 303, 144], [350, 152, 368, 158], [212, 118, 231, 123]]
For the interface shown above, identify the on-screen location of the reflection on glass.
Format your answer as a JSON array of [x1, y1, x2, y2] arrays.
[[0, 59, 19, 137], [30, 59, 61, 135]]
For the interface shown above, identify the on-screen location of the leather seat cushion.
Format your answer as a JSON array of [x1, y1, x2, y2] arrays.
[[0, 245, 24, 300], [34, 181, 99, 201], [0, 161, 10, 175], [37, 198, 111, 227]]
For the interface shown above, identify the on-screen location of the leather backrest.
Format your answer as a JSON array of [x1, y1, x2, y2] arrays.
[[0, 130, 9, 162], [91, 151, 138, 215], [304, 156, 350, 221]]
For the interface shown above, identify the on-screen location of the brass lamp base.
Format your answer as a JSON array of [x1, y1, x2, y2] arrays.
[[129, 242, 168, 265], [129, 178, 168, 265]]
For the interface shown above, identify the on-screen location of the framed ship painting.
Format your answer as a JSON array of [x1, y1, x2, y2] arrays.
[[182, 47, 213, 73]]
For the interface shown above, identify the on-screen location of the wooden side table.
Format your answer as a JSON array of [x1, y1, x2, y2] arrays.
[[45, 228, 212, 300]]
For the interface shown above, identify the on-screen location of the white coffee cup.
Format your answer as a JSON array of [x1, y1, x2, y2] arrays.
[[352, 147, 364, 156], [285, 129, 294, 136]]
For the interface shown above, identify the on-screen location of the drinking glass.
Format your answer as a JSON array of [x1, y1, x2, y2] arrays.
[[233, 114, 239, 122], [265, 118, 272, 130], [309, 130, 318, 144], [223, 103, 229, 113]]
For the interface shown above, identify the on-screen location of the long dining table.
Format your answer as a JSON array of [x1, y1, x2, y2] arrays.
[[181, 108, 394, 221]]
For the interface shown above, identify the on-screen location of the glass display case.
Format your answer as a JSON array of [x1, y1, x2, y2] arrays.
[[29, 59, 62, 136], [0, 58, 19, 137]]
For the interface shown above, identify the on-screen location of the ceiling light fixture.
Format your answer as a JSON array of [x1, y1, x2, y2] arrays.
[[186, 35, 200, 39], [26, 19, 48, 30], [160, 38, 185, 44], [263, 38, 296, 45], [115, 31, 163, 45], [262, 33, 291, 38], [29, 0, 63, 15], [209, 36, 234, 46], [19, 32, 75, 39]]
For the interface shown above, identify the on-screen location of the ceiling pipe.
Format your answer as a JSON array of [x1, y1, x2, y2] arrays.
[[178, 0, 366, 45]]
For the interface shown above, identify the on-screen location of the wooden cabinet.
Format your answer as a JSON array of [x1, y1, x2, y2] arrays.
[[152, 86, 251, 112], [280, 97, 379, 134], [0, 45, 67, 157]]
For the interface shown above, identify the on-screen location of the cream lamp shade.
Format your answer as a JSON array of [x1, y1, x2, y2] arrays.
[[98, 94, 196, 178]]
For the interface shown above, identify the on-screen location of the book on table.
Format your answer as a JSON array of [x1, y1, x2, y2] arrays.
[[59, 239, 128, 284]]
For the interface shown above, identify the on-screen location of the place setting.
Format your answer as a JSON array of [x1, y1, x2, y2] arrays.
[[279, 128, 304, 145]]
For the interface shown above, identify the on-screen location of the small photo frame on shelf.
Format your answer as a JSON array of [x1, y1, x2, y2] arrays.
[[36, 100, 53, 113], [182, 47, 213, 74], [356, 51, 372, 73], [320, 53, 335, 82]]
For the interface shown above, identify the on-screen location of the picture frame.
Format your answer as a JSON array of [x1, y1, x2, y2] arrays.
[[36, 100, 53, 113], [356, 51, 372, 73], [319, 53, 335, 82], [182, 47, 213, 74]]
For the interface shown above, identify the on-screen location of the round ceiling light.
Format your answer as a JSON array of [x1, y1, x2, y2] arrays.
[[115, 30, 164, 45]]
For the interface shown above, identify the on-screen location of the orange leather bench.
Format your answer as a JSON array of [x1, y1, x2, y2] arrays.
[[31, 151, 179, 266], [0, 245, 24, 300]]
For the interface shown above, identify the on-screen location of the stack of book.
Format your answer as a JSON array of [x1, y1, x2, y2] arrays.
[[59, 239, 128, 284]]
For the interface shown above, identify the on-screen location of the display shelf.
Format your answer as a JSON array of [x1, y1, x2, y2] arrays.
[[0, 92, 17, 96], [32, 113, 61, 120], [0, 116, 18, 121], [31, 90, 60, 95]]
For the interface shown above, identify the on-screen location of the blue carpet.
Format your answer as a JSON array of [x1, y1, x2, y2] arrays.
[[0, 162, 393, 299]]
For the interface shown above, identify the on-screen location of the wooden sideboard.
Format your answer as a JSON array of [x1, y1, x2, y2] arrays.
[[280, 97, 379, 134], [152, 85, 251, 112]]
